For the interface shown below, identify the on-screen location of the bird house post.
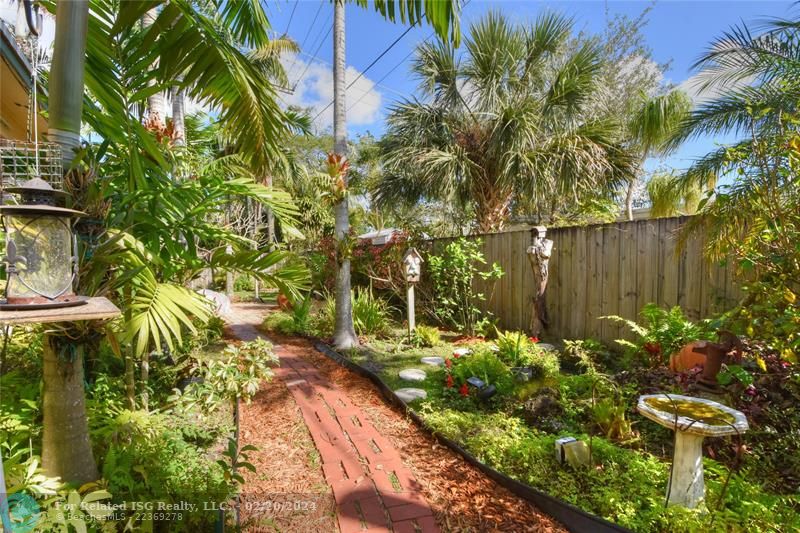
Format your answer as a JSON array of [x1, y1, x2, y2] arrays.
[[402, 248, 423, 338]]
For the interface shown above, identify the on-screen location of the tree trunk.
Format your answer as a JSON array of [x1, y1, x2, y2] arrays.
[[332, 0, 358, 350], [142, 8, 165, 129], [171, 84, 186, 146], [625, 178, 635, 221], [43, 0, 98, 485], [47, 0, 89, 169], [42, 338, 98, 484]]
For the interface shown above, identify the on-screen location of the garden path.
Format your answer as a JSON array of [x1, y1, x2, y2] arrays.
[[228, 302, 565, 533], [229, 303, 438, 533]]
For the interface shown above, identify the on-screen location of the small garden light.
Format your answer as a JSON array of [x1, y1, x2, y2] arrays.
[[0, 178, 87, 309]]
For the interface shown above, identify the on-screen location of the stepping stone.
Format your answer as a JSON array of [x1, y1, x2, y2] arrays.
[[420, 356, 444, 366], [538, 343, 557, 352], [399, 368, 427, 382], [452, 348, 471, 357], [395, 388, 428, 403]]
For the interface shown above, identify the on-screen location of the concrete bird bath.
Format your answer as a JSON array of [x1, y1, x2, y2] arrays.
[[637, 393, 749, 508]]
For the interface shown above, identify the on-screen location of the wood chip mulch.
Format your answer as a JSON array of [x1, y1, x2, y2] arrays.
[[237, 367, 337, 532], [268, 334, 566, 533]]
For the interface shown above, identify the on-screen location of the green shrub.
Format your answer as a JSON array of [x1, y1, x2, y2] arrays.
[[494, 330, 532, 366], [493, 330, 560, 379], [352, 288, 392, 336], [262, 311, 297, 335], [233, 275, 254, 291], [526, 347, 561, 381], [450, 350, 514, 395], [411, 325, 441, 347], [427, 238, 504, 335], [603, 303, 715, 365], [316, 289, 392, 337]]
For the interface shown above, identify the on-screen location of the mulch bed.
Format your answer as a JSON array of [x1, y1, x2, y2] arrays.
[[237, 369, 338, 532], [268, 333, 566, 533]]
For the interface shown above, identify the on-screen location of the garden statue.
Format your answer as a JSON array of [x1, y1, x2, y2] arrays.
[[637, 393, 749, 508], [527, 226, 553, 336], [402, 248, 423, 335], [669, 331, 742, 390]]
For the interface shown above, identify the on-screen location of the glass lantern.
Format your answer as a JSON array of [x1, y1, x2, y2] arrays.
[[0, 178, 87, 309]]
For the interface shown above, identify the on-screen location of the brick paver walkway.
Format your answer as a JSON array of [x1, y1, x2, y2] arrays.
[[228, 304, 439, 533]]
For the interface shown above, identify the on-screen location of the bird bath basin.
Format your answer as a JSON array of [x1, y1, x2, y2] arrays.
[[637, 393, 749, 508]]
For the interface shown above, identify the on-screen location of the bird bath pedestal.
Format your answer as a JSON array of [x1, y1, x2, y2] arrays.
[[637, 394, 749, 508]]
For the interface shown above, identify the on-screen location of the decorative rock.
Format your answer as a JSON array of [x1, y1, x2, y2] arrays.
[[197, 289, 231, 316], [420, 356, 444, 366], [399, 368, 427, 382], [395, 388, 428, 403], [537, 343, 557, 352], [453, 348, 471, 357]]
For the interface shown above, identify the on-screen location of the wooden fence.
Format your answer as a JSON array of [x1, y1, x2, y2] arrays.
[[437, 217, 743, 345]]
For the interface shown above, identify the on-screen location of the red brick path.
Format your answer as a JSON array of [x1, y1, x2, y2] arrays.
[[228, 304, 439, 533], [274, 345, 439, 533]]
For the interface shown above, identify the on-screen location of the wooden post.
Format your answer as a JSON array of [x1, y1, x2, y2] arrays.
[[527, 226, 553, 336], [407, 283, 416, 338]]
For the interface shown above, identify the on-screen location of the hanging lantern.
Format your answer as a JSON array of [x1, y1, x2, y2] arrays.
[[0, 178, 87, 309]]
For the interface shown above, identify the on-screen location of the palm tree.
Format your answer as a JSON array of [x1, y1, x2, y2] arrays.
[[669, 15, 800, 258], [623, 90, 691, 220], [375, 12, 636, 233], [42, 0, 98, 486], [329, 0, 460, 349]]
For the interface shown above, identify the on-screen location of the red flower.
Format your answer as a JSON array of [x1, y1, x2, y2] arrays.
[[459, 383, 469, 397], [453, 353, 461, 359], [529, 336, 539, 343], [446, 375, 454, 388], [445, 358, 452, 368], [643, 342, 662, 355]]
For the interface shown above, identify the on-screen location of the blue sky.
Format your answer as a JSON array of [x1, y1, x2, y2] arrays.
[[267, 0, 796, 172]]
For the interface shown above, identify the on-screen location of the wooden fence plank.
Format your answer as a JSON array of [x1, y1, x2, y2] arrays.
[[428, 217, 741, 345]]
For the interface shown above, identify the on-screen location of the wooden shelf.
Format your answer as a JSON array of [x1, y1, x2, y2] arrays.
[[0, 297, 121, 325]]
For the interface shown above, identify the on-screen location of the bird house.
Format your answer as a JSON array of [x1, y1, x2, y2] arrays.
[[402, 248, 423, 283]]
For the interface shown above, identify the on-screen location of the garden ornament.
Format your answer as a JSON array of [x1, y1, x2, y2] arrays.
[[402, 247, 423, 335], [669, 331, 743, 389], [527, 226, 553, 336], [637, 393, 748, 508], [0, 179, 87, 309]]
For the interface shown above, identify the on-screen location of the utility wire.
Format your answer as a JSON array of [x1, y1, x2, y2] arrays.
[[314, 0, 473, 122], [286, 0, 324, 80], [291, 22, 333, 91], [283, 0, 298, 36], [295, 50, 407, 98], [312, 24, 417, 122]]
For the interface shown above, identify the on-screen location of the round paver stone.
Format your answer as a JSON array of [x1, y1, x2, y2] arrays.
[[399, 368, 427, 382], [420, 356, 444, 366], [538, 343, 557, 352], [395, 388, 428, 403]]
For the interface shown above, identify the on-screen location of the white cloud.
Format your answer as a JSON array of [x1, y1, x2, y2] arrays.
[[280, 52, 383, 131]]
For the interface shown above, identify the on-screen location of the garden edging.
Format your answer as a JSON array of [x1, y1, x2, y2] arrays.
[[313, 341, 631, 533]]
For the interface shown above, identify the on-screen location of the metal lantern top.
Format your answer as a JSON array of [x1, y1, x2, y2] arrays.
[[1, 177, 79, 217], [0, 178, 86, 310], [402, 247, 423, 283]]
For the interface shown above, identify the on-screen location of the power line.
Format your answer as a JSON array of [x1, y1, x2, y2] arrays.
[[297, 1, 324, 51], [283, 0, 298, 35], [295, 50, 407, 98], [314, 0, 473, 122], [285, 1, 325, 86], [291, 22, 333, 91], [347, 33, 431, 113], [312, 24, 417, 122]]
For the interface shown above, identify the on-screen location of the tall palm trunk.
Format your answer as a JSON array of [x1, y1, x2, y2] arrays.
[[142, 8, 165, 128], [332, 0, 358, 349], [171, 85, 186, 146], [43, 0, 98, 484]]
